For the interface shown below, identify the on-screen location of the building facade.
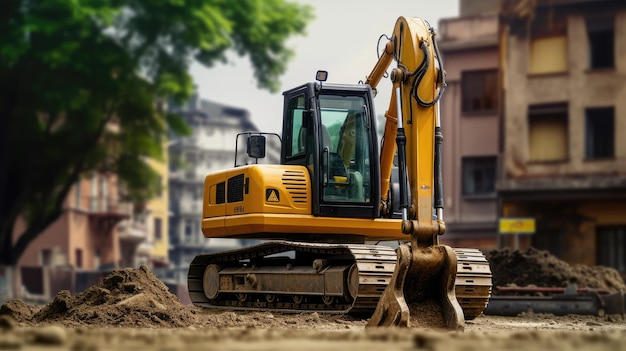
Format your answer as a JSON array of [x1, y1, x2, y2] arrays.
[[498, 0, 626, 273], [16, 172, 140, 271], [167, 93, 273, 283], [137, 156, 170, 268], [435, 0, 626, 276], [437, 1, 501, 252]]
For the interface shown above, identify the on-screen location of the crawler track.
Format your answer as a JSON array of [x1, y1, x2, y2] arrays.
[[454, 248, 493, 319], [188, 241, 492, 317]]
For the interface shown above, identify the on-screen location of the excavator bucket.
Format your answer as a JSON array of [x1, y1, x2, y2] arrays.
[[367, 244, 465, 330]]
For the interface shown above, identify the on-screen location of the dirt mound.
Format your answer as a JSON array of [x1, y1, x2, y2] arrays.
[[1, 265, 196, 328], [487, 247, 626, 293], [0, 299, 39, 322]]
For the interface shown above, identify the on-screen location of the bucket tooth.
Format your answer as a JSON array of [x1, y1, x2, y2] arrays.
[[367, 245, 411, 327]]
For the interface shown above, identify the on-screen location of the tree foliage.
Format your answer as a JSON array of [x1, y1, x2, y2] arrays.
[[0, 0, 313, 265]]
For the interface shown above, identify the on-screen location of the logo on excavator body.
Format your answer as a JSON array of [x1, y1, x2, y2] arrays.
[[266, 189, 280, 202]]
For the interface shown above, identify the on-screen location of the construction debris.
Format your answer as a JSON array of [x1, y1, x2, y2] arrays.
[[486, 247, 626, 317]]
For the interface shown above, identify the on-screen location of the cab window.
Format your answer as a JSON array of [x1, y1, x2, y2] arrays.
[[285, 94, 306, 159], [319, 94, 371, 203]]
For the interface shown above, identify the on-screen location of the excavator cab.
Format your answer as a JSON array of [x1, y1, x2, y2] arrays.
[[281, 81, 381, 219]]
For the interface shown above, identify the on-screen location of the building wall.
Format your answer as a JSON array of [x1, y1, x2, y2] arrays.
[[168, 97, 260, 283], [438, 14, 501, 250], [460, 0, 499, 17], [500, 2, 626, 274], [144, 156, 169, 265], [503, 12, 626, 179], [67, 210, 94, 269], [443, 76, 500, 223], [16, 173, 124, 270], [15, 214, 70, 267], [501, 198, 626, 268]]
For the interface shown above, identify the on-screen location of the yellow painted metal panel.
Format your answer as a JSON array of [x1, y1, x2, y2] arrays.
[[202, 164, 311, 219], [202, 213, 406, 242]]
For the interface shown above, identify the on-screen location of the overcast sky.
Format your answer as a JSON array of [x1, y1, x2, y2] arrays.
[[191, 0, 460, 134]]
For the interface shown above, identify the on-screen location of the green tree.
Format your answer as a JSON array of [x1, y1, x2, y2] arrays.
[[0, 0, 313, 268]]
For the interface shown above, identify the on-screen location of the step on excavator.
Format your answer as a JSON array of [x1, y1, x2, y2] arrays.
[[187, 16, 492, 329]]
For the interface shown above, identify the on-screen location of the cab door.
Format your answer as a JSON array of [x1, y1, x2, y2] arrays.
[[281, 83, 323, 215], [316, 89, 380, 218]]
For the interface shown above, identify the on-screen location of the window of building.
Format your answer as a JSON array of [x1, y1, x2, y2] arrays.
[[186, 152, 196, 164], [597, 226, 626, 272], [526, 14, 567, 74], [461, 69, 498, 114], [585, 107, 614, 159], [529, 36, 568, 74], [40, 249, 52, 266], [184, 219, 193, 240], [185, 169, 195, 179], [169, 220, 178, 244], [462, 156, 496, 196], [100, 175, 108, 211], [90, 173, 98, 211], [156, 176, 163, 197], [154, 218, 162, 241], [587, 16, 614, 69], [74, 181, 81, 209], [169, 155, 180, 172], [528, 103, 568, 162], [75, 249, 83, 268], [532, 229, 565, 258]]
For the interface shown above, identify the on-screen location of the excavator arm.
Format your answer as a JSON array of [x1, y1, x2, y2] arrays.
[[365, 17, 445, 232], [364, 17, 464, 329]]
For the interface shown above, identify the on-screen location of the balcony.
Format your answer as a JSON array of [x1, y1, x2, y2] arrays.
[[86, 196, 129, 234], [170, 195, 202, 216], [438, 15, 499, 51], [169, 169, 203, 183], [117, 220, 148, 244], [169, 137, 200, 149], [137, 239, 155, 254]]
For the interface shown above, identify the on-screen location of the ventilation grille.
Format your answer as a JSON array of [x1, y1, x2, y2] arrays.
[[227, 174, 245, 203], [216, 182, 225, 204], [282, 169, 308, 204]]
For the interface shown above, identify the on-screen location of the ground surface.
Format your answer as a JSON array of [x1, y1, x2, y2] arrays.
[[1, 248, 626, 350]]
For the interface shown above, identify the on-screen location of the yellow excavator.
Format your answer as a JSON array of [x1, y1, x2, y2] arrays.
[[187, 17, 492, 329]]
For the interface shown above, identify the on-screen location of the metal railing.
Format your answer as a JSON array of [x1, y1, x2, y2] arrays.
[[87, 196, 124, 213]]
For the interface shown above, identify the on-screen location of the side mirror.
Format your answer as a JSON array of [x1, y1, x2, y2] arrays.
[[247, 135, 266, 159]]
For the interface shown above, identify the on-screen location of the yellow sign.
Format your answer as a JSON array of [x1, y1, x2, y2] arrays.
[[266, 189, 280, 202], [499, 218, 535, 234]]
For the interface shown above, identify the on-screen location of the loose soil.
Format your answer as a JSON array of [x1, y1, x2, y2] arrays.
[[1, 247, 626, 350], [487, 247, 626, 293]]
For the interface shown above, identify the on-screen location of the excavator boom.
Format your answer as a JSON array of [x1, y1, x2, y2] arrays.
[[364, 16, 468, 329]]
